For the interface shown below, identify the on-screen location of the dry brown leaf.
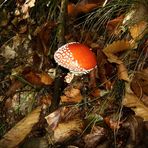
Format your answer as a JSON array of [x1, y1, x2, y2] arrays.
[[141, 95, 148, 107], [104, 116, 121, 130], [45, 108, 61, 130], [33, 22, 56, 56], [106, 15, 124, 36], [67, 3, 77, 17], [54, 119, 83, 143], [123, 92, 148, 121], [129, 21, 148, 41], [24, 71, 43, 86], [6, 80, 23, 97], [76, 3, 97, 14], [131, 79, 143, 99], [61, 88, 83, 103], [40, 72, 53, 85], [84, 126, 106, 148], [131, 69, 148, 97], [103, 40, 131, 64], [24, 70, 53, 86], [91, 88, 101, 97], [61, 95, 82, 103], [0, 106, 42, 148], [68, 0, 103, 17], [117, 63, 129, 81]]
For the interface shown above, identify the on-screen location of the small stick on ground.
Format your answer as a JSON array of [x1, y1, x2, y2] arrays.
[[49, 0, 68, 112]]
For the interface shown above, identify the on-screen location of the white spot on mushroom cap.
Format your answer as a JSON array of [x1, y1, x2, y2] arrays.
[[54, 42, 96, 74]]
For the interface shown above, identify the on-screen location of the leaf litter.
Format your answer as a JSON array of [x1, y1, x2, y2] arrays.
[[0, 0, 148, 148]]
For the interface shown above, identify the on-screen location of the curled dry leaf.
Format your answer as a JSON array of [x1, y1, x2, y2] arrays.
[[76, 3, 98, 14], [68, 0, 101, 17], [24, 71, 43, 86], [0, 106, 42, 148], [45, 108, 61, 130], [117, 63, 129, 81], [97, 49, 113, 89], [39, 72, 53, 85], [91, 88, 101, 97], [132, 69, 148, 97], [123, 92, 148, 121], [104, 116, 121, 130], [67, 3, 77, 17], [103, 40, 131, 64], [45, 106, 83, 131], [129, 21, 148, 41], [106, 15, 124, 36], [24, 70, 53, 86], [61, 88, 83, 103], [54, 119, 84, 143]]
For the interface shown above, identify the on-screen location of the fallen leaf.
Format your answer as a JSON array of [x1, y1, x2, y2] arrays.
[[0, 106, 42, 148], [45, 106, 83, 131], [117, 63, 129, 81], [122, 115, 144, 146], [15, 0, 36, 19], [131, 79, 143, 99], [129, 21, 148, 41], [76, 3, 98, 14], [123, 85, 148, 121], [40, 72, 53, 85], [0, 45, 17, 60], [68, 0, 103, 17], [54, 119, 84, 143], [106, 15, 124, 36], [97, 49, 113, 89], [67, 3, 77, 17], [131, 69, 148, 97], [91, 88, 101, 97], [61, 88, 83, 103], [84, 126, 106, 148], [5, 80, 23, 97], [33, 22, 56, 55], [61, 95, 82, 103], [103, 40, 131, 64], [24, 71, 43, 86], [24, 70, 53, 86], [45, 108, 61, 130], [104, 116, 121, 130], [39, 94, 52, 106]]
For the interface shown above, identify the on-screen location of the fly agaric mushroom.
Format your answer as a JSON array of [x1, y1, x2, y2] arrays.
[[54, 42, 97, 83]]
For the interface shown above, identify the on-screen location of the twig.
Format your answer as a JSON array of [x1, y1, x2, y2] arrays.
[[57, 0, 68, 47], [49, 0, 68, 112]]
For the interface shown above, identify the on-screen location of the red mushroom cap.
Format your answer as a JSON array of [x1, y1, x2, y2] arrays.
[[54, 42, 97, 73]]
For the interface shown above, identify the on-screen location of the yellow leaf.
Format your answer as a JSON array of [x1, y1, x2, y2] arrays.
[[129, 21, 148, 41]]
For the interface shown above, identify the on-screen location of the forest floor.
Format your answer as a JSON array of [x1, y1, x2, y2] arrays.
[[0, 0, 148, 148]]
